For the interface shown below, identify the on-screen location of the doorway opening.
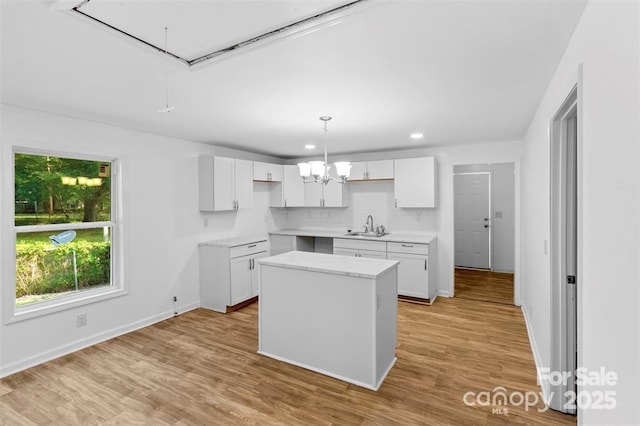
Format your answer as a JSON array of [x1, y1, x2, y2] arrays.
[[453, 163, 515, 305], [549, 86, 578, 415]]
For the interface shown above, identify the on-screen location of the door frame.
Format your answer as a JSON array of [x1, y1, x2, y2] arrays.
[[549, 82, 580, 414], [453, 171, 492, 270], [450, 161, 521, 306]]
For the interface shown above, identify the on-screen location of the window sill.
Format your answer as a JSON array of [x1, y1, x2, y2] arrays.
[[5, 286, 128, 324]]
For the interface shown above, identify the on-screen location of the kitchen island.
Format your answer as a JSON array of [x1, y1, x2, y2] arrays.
[[257, 251, 399, 391]]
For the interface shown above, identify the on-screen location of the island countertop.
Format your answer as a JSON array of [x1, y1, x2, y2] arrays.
[[257, 251, 399, 279], [268, 229, 436, 245]]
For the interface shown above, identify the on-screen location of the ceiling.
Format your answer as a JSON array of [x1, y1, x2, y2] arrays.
[[1, 0, 587, 158]]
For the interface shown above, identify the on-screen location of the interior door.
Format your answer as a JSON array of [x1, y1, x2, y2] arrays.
[[454, 173, 491, 269]]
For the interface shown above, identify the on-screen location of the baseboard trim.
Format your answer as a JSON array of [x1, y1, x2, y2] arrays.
[[521, 304, 550, 401], [0, 300, 201, 379], [437, 290, 452, 298], [257, 350, 395, 391]]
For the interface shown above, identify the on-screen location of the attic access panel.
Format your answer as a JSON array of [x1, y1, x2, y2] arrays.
[[71, 0, 364, 67]]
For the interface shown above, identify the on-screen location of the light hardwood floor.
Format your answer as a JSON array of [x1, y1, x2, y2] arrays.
[[0, 298, 575, 425], [455, 268, 515, 305]]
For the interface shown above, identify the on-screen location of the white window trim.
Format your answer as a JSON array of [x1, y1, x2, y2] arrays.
[[4, 147, 126, 324]]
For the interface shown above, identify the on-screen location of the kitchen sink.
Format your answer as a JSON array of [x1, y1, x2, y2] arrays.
[[344, 232, 387, 238]]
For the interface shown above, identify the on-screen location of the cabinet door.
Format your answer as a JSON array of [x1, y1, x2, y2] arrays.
[[213, 156, 235, 211], [282, 165, 305, 207], [230, 255, 252, 305], [387, 252, 428, 298], [251, 252, 268, 297], [333, 248, 359, 257], [234, 159, 254, 210], [367, 160, 394, 180], [253, 161, 269, 181], [358, 249, 387, 260], [348, 162, 367, 181], [394, 157, 436, 208], [322, 168, 348, 207], [269, 164, 283, 182], [304, 181, 323, 207]]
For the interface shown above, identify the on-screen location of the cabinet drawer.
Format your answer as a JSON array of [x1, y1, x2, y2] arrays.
[[387, 241, 428, 255], [333, 238, 386, 252], [230, 240, 268, 258]]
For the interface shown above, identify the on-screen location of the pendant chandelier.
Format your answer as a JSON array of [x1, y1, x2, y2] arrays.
[[297, 116, 351, 185]]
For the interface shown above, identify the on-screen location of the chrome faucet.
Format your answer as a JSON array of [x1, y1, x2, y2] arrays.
[[365, 215, 374, 233]]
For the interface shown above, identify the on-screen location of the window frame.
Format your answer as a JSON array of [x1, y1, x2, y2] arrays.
[[4, 147, 126, 324]]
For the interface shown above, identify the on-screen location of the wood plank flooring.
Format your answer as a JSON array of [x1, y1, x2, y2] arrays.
[[455, 268, 515, 305], [0, 298, 575, 425]]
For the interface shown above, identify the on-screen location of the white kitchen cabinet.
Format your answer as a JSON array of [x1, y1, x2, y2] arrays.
[[253, 161, 283, 182], [199, 238, 268, 313], [333, 238, 387, 258], [387, 241, 437, 302], [269, 165, 305, 207], [394, 157, 437, 208], [348, 160, 394, 181], [199, 155, 253, 211], [304, 168, 349, 207], [348, 162, 367, 180]]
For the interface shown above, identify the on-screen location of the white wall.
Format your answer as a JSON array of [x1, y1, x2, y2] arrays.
[[521, 1, 640, 424], [0, 105, 278, 377]]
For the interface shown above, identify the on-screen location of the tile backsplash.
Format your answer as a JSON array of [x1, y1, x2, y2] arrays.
[[270, 181, 437, 234]]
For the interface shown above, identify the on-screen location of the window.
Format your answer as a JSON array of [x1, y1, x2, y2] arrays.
[[12, 150, 122, 318]]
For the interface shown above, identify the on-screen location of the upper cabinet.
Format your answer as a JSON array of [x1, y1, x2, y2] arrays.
[[304, 168, 349, 208], [199, 155, 253, 211], [270, 165, 305, 208], [347, 160, 394, 181], [253, 162, 283, 182], [394, 157, 437, 208]]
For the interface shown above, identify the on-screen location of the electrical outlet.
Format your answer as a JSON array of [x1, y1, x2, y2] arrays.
[[77, 313, 87, 327]]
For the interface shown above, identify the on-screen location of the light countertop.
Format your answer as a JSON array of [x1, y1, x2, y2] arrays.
[[258, 251, 399, 279], [269, 229, 436, 245], [199, 235, 267, 248]]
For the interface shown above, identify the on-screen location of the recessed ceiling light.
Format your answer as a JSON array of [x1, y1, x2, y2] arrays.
[[410, 133, 424, 140], [305, 144, 316, 150]]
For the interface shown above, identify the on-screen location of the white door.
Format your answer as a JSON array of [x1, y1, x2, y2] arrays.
[[454, 173, 491, 269], [282, 165, 305, 207], [230, 256, 252, 305], [234, 159, 253, 210], [550, 88, 578, 415], [387, 252, 428, 298], [213, 156, 235, 211]]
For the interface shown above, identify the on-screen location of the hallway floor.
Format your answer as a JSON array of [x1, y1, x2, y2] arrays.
[[455, 268, 515, 305]]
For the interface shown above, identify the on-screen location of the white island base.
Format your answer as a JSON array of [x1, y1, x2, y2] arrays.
[[257, 251, 398, 391]]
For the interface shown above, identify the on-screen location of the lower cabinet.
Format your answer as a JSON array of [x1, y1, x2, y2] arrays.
[[386, 241, 437, 302], [200, 239, 268, 313], [334, 237, 437, 303], [230, 251, 268, 304], [333, 238, 387, 259]]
